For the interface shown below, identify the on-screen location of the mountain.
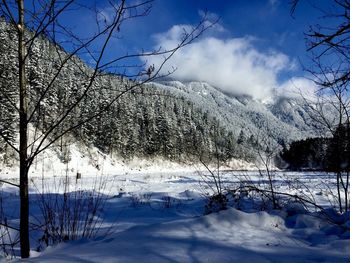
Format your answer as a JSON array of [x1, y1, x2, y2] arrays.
[[0, 19, 320, 167], [150, 80, 320, 141]]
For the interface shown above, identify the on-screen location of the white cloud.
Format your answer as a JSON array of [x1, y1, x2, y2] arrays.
[[197, 10, 225, 32], [278, 77, 318, 101], [143, 24, 294, 101]]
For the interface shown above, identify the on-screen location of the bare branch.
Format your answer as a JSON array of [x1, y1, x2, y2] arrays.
[[0, 179, 19, 188], [0, 222, 20, 232], [0, 132, 19, 153]]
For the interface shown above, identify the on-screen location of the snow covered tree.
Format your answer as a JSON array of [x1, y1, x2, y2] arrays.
[[0, 19, 16, 160]]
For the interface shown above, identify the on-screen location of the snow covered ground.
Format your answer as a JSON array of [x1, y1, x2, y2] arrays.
[[20, 208, 350, 263], [0, 146, 349, 262]]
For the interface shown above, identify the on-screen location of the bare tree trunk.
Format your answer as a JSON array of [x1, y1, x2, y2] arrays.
[[266, 162, 277, 209], [345, 171, 349, 212], [337, 172, 343, 213], [18, 0, 30, 258]]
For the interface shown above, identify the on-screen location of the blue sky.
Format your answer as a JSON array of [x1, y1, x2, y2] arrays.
[[127, 0, 327, 99], [52, 0, 336, 100]]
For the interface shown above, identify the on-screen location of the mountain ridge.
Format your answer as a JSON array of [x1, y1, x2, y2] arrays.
[[150, 80, 319, 141]]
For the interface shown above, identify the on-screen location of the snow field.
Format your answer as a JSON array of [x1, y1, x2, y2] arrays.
[[0, 167, 347, 262]]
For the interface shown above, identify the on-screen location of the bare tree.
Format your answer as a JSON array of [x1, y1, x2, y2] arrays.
[[292, 0, 350, 213], [198, 124, 228, 214], [299, 67, 350, 213], [0, 0, 212, 258], [253, 122, 281, 209]]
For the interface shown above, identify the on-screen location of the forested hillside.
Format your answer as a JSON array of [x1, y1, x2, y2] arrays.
[[0, 19, 320, 166], [0, 19, 243, 165]]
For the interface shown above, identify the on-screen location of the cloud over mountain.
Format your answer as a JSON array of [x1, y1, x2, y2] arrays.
[[278, 77, 318, 101], [143, 24, 295, 101]]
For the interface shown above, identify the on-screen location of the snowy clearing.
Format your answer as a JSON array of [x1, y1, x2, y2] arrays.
[[0, 164, 349, 262]]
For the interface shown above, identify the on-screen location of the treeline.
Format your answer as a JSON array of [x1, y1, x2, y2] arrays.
[[280, 123, 350, 171], [77, 85, 247, 162]]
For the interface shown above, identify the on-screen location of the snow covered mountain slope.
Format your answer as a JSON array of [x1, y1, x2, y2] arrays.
[[150, 81, 320, 144]]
